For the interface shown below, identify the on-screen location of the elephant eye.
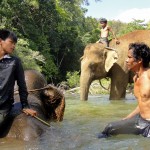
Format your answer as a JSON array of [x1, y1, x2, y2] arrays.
[[89, 62, 94, 68], [89, 63, 97, 71]]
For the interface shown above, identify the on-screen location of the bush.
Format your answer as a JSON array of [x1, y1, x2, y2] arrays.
[[14, 38, 45, 71], [66, 71, 80, 88]]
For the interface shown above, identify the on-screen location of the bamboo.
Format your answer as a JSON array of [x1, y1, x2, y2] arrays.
[[33, 116, 50, 127]]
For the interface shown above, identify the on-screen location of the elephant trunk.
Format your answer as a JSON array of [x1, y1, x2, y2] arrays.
[[80, 72, 92, 101]]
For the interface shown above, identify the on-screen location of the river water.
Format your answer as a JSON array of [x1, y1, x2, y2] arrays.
[[0, 93, 150, 150]]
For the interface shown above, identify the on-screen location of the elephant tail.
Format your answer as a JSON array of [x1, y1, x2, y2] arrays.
[[99, 79, 110, 91]]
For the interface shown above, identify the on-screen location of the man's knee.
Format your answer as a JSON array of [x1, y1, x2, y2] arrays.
[[0, 110, 10, 126], [0, 114, 6, 126], [102, 123, 114, 134], [106, 123, 113, 129]]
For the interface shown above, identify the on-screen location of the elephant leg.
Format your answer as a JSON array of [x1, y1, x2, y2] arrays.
[[109, 72, 129, 100]]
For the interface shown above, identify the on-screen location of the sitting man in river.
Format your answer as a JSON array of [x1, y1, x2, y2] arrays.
[[98, 42, 150, 138]]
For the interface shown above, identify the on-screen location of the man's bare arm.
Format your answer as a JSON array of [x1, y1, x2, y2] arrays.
[[147, 69, 150, 79], [123, 106, 140, 120], [108, 27, 120, 44], [108, 27, 117, 39]]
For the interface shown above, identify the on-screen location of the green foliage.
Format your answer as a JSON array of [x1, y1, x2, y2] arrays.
[[89, 79, 110, 95], [145, 21, 150, 29], [0, 0, 102, 83], [14, 38, 45, 71], [108, 20, 127, 38], [81, 17, 100, 44], [0, 0, 149, 84], [41, 55, 59, 82], [119, 19, 145, 35], [109, 19, 146, 38], [66, 71, 80, 88]]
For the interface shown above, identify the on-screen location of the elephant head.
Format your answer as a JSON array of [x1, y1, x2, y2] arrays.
[[17, 70, 65, 122], [80, 43, 118, 100], [41, 84, 65, 122]]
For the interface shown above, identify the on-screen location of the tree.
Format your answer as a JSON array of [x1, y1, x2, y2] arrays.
[[0, 0, 102, 83], [14, 38, 45, 71], [108, 19, 146, 38]]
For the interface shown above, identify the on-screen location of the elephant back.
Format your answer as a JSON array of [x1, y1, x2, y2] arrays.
[[24, 70, 47, 97], [14, 69, 47, 98]]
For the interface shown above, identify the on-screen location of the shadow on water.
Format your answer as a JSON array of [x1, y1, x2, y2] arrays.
[[0, 94, 150, 150]]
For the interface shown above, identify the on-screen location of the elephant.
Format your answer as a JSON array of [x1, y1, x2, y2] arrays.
[[80, 30, 150, 100], [0, 70, 65, 141]]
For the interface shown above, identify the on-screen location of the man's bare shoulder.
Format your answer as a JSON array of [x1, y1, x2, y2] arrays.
[[147, 68, 150, 79], [133, 74, 137, 82], [106, 25, 111, 29]]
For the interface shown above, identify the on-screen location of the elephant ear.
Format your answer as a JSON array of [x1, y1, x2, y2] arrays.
[[104, 47, 118, 72], [80, 56, 84, 61]]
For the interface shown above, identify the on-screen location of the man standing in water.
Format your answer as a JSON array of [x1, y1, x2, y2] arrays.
[[98, 42, 150, 138], [96, 18, 119, 47], [0, 29, 37, 133]]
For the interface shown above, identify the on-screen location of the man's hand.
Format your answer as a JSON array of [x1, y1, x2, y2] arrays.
[[23, 108, 37, 117], [122, 116, 129, 120]]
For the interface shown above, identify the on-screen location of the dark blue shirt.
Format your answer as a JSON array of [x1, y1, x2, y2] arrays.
[[0, 55, 29, 108]]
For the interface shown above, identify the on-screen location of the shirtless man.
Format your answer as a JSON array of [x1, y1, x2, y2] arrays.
[[98, 42, 150, 138], [96, 18, 119, 47]]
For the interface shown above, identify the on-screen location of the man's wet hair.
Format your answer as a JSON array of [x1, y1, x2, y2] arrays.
[[129, 42, 150, 68], [0, 29, 17, 43], [99, 18, 107, 23]]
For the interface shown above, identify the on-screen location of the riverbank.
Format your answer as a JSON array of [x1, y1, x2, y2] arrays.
[[66, 79, 133, 95]]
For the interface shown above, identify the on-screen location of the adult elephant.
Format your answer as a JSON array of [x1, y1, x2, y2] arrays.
[[80, 30, 150, 100], [0, 70, 65, 141]]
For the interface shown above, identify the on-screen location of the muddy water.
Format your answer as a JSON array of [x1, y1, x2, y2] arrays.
[[0, 94, 150, 150]]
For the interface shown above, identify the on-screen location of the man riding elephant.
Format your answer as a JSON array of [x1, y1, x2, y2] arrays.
[[0, 29, 37, 135], [7, 83, 65, 141], [0, 29, 65, 140], [96, 18, 119, 47], [80, 30, 150, 101], [1, 69, 65, 140]]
